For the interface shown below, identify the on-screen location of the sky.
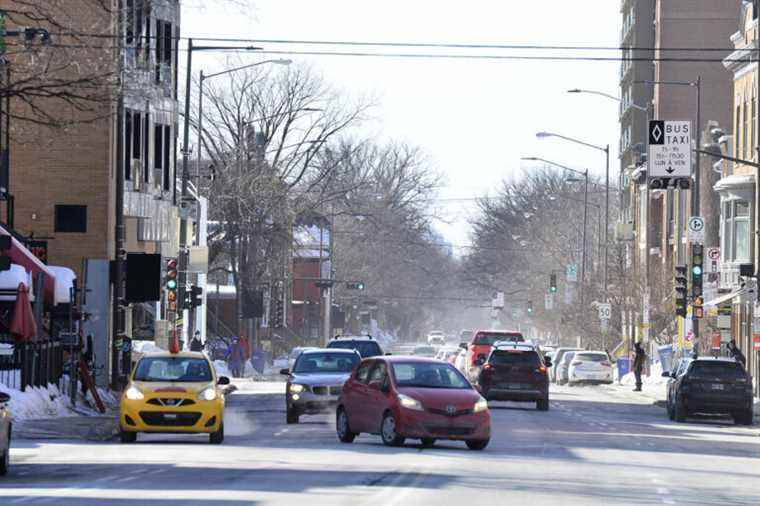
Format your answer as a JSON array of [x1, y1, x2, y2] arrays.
[[183, 0, 622, 251]]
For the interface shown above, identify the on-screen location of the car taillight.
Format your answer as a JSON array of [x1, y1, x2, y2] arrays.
[[535, 365, 547, 374]]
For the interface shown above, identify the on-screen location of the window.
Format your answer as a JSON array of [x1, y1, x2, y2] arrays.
[[368, 362, 387, 383], [753, 91, 757, 160], [745, 99, 751, 159], [723, 199, 751, 262], [155, 20, 174, 83], [143, 114, 149, 183], [134, 357, 212, 382], [355, 362, 372, 383], [736, 103, 741, 159], [154, 124, 173, 191], [54, 205, 87, 233], [124, 110, 132, 180]]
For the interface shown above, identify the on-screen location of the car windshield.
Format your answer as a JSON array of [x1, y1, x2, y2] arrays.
[[562, 352, 576, 364], [689, 362, 746, 380], [293, 352, 359, 373], [392, 362, 470, 389], [328, 340, 383, 357], [473, 333, 524, 345], [134, 357, 213, 382], [489, 350, 541, 366], [414, 346, 437, 356], [575, 353, 608, 362]]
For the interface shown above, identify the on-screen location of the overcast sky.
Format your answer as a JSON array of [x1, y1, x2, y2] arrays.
[[183, 0, 622, 250]]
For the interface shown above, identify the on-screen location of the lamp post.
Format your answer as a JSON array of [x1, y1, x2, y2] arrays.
[[521, 157, 589, 315], [536, 131, 610, 303]]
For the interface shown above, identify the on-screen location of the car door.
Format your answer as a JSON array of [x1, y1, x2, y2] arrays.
[[345, 360, 373, 432], [364, 361, 391, 434], [0, 392, 9, 455]]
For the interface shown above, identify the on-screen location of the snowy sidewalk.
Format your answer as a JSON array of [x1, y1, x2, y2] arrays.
[[15, 414, 119, 441]]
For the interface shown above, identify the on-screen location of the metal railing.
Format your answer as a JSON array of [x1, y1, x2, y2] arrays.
[[0, 337, 65, 391]]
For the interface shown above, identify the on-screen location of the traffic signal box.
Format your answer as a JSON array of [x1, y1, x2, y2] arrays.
[[527, 300, 534, 315], [165, 258, 178, 312], [674, 265, 688, 318], [549, 273, 557, 293], [691, 245, 704, 319]]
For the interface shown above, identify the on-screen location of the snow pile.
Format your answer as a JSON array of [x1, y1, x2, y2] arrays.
[[620, 360, 668, 386], [0, 380, 117, 422], [213, 360, 232, 378], [132, 340, 165, 355]]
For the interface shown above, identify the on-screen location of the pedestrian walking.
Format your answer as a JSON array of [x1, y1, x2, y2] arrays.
[[632, 341, 646, 392], [727, 339, 746, 368], [228, 337, 245, 378], [190, 331, 203, 352]]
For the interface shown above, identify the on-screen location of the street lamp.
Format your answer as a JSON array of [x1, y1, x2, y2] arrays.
[[535, 131, 610, 303], [567, 88, 648, 113], [521, 157, 590, 311]]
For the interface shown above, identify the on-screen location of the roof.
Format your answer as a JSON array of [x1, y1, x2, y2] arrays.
[[375, 355, 445, 364], [332, 335, 375, 341], [140, 351, 208, 359], [691, 357, 739, 363], [474, 329, 522, 334], [301, 348, 360, 356]]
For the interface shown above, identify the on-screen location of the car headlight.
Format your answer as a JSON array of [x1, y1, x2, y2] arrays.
[[473, 397, 489, 413], [198, 387, 217, 401], [125, 386, 144, 400], [289, 383, 306, 394], [397, 393, 423, 411]]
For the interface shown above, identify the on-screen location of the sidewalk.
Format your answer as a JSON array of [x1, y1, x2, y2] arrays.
[[15, 414, 119, 441], [603, 381, 667, 407]]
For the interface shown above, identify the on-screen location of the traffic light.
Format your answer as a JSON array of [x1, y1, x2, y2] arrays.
[[272, 297, 284, 328], [346, 281, 365, 290], [549, 273, 557, 293], [693, 295, 704, 319], [527, 300, 534, 315], [165, 258, 178, 312], [186, 285, 203, 309], [691, 244, 703, 298], [674, 265, 688, 318]]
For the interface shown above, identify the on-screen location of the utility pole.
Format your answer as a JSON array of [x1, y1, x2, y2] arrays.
[[692, 76, 702, 348]]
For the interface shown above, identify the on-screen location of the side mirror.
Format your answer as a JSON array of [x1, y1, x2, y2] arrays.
[[475, 356, 486, 366], [385, 352, 393, 356], [380, 381, 391, 394], [0, 392, 9, 404], [279, 368, 291, 376], [544, 357, 553, 368], [459, 343, 468, 350], [661, 371, 671, 378], [217, 376, 231, 386], [671, 371, 677, 378]]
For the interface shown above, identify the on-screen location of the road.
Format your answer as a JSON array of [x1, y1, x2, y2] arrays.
[[2, 382, 760, 505]]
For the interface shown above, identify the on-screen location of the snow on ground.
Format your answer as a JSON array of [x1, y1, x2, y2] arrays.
[[0, 379, 117, 422], [620, 361, 668, 387]]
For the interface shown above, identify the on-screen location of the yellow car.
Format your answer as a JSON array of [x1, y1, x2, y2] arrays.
[[119, 351, 229, 444]]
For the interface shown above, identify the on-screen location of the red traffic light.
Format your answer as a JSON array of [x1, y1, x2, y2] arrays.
[[167, 259, 178, 270]]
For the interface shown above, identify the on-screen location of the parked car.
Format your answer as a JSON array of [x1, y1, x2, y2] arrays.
[[281, 349, 361, 424], [287, 346, 318, 371], [463, 330, 524, 383], [550, 348, 582, 383], [0, 389, 11, 476], [427, 330, 446, 346], [556, 351, 578, 385], [336, 356, 491, 450], [476, 341, 551, 411], [119, 351, 229, 444], [567, 351, 613, 385], [454, 347, 468, 373], [327, 335, 384, 358], [665, 357, 753, 424]]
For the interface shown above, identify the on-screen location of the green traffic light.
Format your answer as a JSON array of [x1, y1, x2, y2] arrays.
[[692, 265, 702, 276], [549, 286, 557, 293], [167, 279, 177, 290]]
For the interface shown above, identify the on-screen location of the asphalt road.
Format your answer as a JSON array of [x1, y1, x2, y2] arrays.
[[2, 382, 760, 505]]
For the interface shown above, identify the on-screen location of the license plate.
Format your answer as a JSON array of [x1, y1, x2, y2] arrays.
[[506, 383, 524, 390], [164, 413, 178, 419], [711, 384, 724, 390]]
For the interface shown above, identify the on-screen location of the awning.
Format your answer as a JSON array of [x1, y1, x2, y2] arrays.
[[0, 225, 56, 306], [704, 289, 745, 307], [0, 264, 32, 302], [47, 266, 76, 306]]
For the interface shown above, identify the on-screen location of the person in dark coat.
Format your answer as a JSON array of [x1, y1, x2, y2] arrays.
[[189, 331, 203, 352], [632, 341, 647, 392], [727, 339, 746, 368]]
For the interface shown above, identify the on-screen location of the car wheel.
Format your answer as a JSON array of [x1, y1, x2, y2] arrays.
[[120, 429, 137, 444], [209, 423, 224, 445], [735, 410, 753, 426], [286, 407, 300, 425], [466, 439, 489, 451], [0, 434, 8, 476], [536, 398, 549, 411], [380, 411, 405, 447], [674, 397, 687, 423], [420, 437, 436, 448], [336, 408, 356, 443]]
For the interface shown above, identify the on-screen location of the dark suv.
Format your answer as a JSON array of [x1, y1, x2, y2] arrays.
[[665, 357, 753, 425], [327, 336, 384, 358], [476, 342, 552, 411]]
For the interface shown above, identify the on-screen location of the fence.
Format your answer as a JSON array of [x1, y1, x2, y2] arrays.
[[0, 337, 65, 391]]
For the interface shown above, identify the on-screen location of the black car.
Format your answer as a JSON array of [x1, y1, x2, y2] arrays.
[[326, 336, 384, 358], [665, 357, 692, 414], [665, 357, 753, 425], [476, 342, 552, 411]]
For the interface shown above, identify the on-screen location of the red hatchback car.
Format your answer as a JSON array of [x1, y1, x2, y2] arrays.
[[336, 356, 491, 450]]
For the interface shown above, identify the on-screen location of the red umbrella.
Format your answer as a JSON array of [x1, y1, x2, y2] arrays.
[[10, 283, 37, 342]]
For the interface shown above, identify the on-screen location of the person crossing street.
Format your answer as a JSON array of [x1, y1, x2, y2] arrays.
[[632, 341, 646, 392]]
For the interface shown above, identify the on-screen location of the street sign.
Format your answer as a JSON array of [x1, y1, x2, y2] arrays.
[[597, 303, 612, 321], [688, 216, 705, 244], [545, 293, 554, 310], [492, 291, 504, 309], [648, 120, 692, 178], [706, 247, 720, 273], [566, 264, 578, 283]]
